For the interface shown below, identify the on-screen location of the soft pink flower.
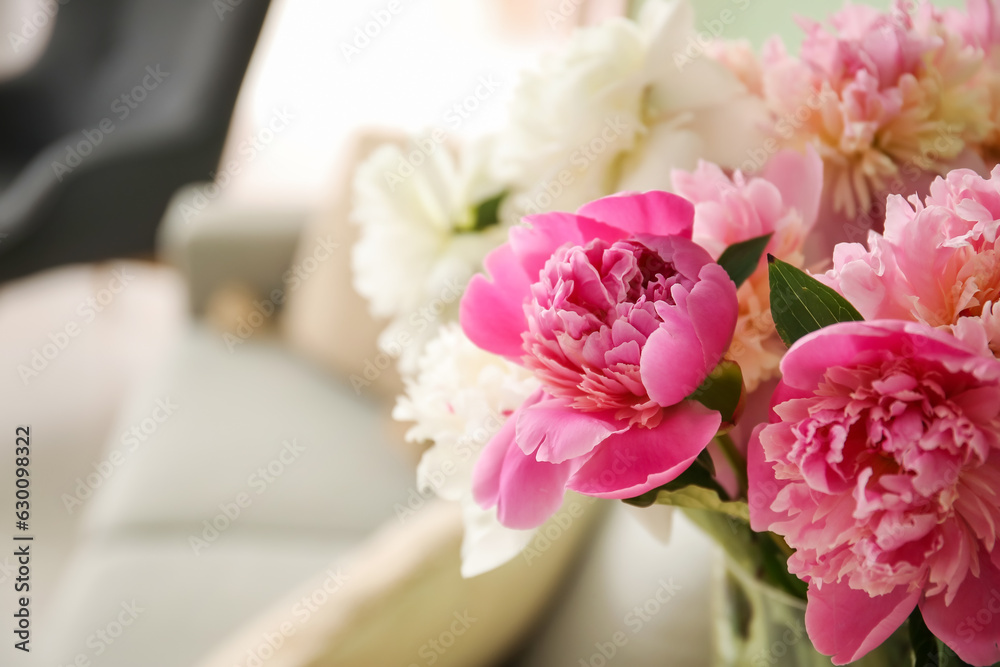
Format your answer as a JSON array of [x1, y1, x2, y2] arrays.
[[821, 167, 1000, 356], [939, 0, 1000, 49], [749, 320, 1000, 666], [763, 1, 989, 220], [672, 148, 823, 391], [939, 0, 1000, 162], [461, 191, 737, 529]]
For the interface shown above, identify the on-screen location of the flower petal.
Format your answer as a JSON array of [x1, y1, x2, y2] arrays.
[[566, 400, 720, 498], [515, 395, 627, 463], [460, 243, 532, 360], [471, 393, 525, 511], [779, 321, 1000, 394], [496, 445, 575, 530], [685, 263, 738, 372], [921, 551, 1000, 666], [805, 580, 919, 665], [472, 390, 575, 530], [459, 498, 535, 578], [641, 308, 711, 407], [761, 146, 824, 230], [510, 212, 625, 282], [747, 422, 793, 532], [577, 191, 695, 239]]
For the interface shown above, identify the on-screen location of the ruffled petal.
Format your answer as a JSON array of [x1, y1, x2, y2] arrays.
[[779, 321, 1000, 394], [747, 422, 792, 532], [510, 212, 625, 282]]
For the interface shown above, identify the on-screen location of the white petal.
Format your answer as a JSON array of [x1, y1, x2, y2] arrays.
[[460, 498, 536, 578]]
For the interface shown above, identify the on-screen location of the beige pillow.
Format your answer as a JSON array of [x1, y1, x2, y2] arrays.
[[198, 498, 604, 667], [281, 131, 408, 406]]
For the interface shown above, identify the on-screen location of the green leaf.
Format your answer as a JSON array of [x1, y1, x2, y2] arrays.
[[467, 191, 506, 232], [688, 360, 744, 426], [768, 255, 864, 347], [623, 450, 723, 508], [716, 233, 772, 288], [642, 484, 750, 522], [679, 509, 808, 600]]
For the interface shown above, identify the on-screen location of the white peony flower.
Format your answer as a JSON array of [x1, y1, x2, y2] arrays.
[[495, 0, 769, 220], [351, 135, 509, 375], [393, 323, 540, 577]]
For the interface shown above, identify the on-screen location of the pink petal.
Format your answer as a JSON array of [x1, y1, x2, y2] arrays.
[[805, 580, 919, 665], [685, 263, 738, 372], [471, 390, 576, 530], [747, 423, 792, 532], [781, 321, 1000, 393], [515, 396, 627, 463], [671, 161, 731, 208], [761, 146, 824, 230], [566, 400, 720, 498], [460, 243, 532, 360], [471, 393, 531, 510], [577, 191, 695, 240], [968, 0, 999, 47], [510, 212, 624, 282], [779, 323, 890, 391], [640, 308, 711, 407], [921, 552, 1000, 666], [767, 378, 811, 420], [779, 322, 922, 392], [495, 443, 575, 530]]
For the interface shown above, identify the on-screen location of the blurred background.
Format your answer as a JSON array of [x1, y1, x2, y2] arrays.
[[0, 0, 965, 665]]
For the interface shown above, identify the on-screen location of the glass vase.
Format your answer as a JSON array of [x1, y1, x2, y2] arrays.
[[711, 555, 911, 667]]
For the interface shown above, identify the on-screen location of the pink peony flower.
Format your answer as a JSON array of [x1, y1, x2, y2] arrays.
[[748, 320, 1000, 666], [939, 0, 1000, 162], [460, 191, 738, 529], [763, 1, 989, 220], [821, 167, 1000, 356], [940, 0, 1000, 49], [672, 148, 823, 391]]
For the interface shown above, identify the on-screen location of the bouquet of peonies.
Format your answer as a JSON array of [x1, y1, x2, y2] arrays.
[[351, 0, 1000, 664]]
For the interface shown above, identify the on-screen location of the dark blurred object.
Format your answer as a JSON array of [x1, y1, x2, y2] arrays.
[[0, 0, 271, 283]]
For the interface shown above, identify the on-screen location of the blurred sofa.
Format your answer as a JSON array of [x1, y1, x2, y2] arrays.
[[31, 134, 722, 667], [0, 0, 272, 283]]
